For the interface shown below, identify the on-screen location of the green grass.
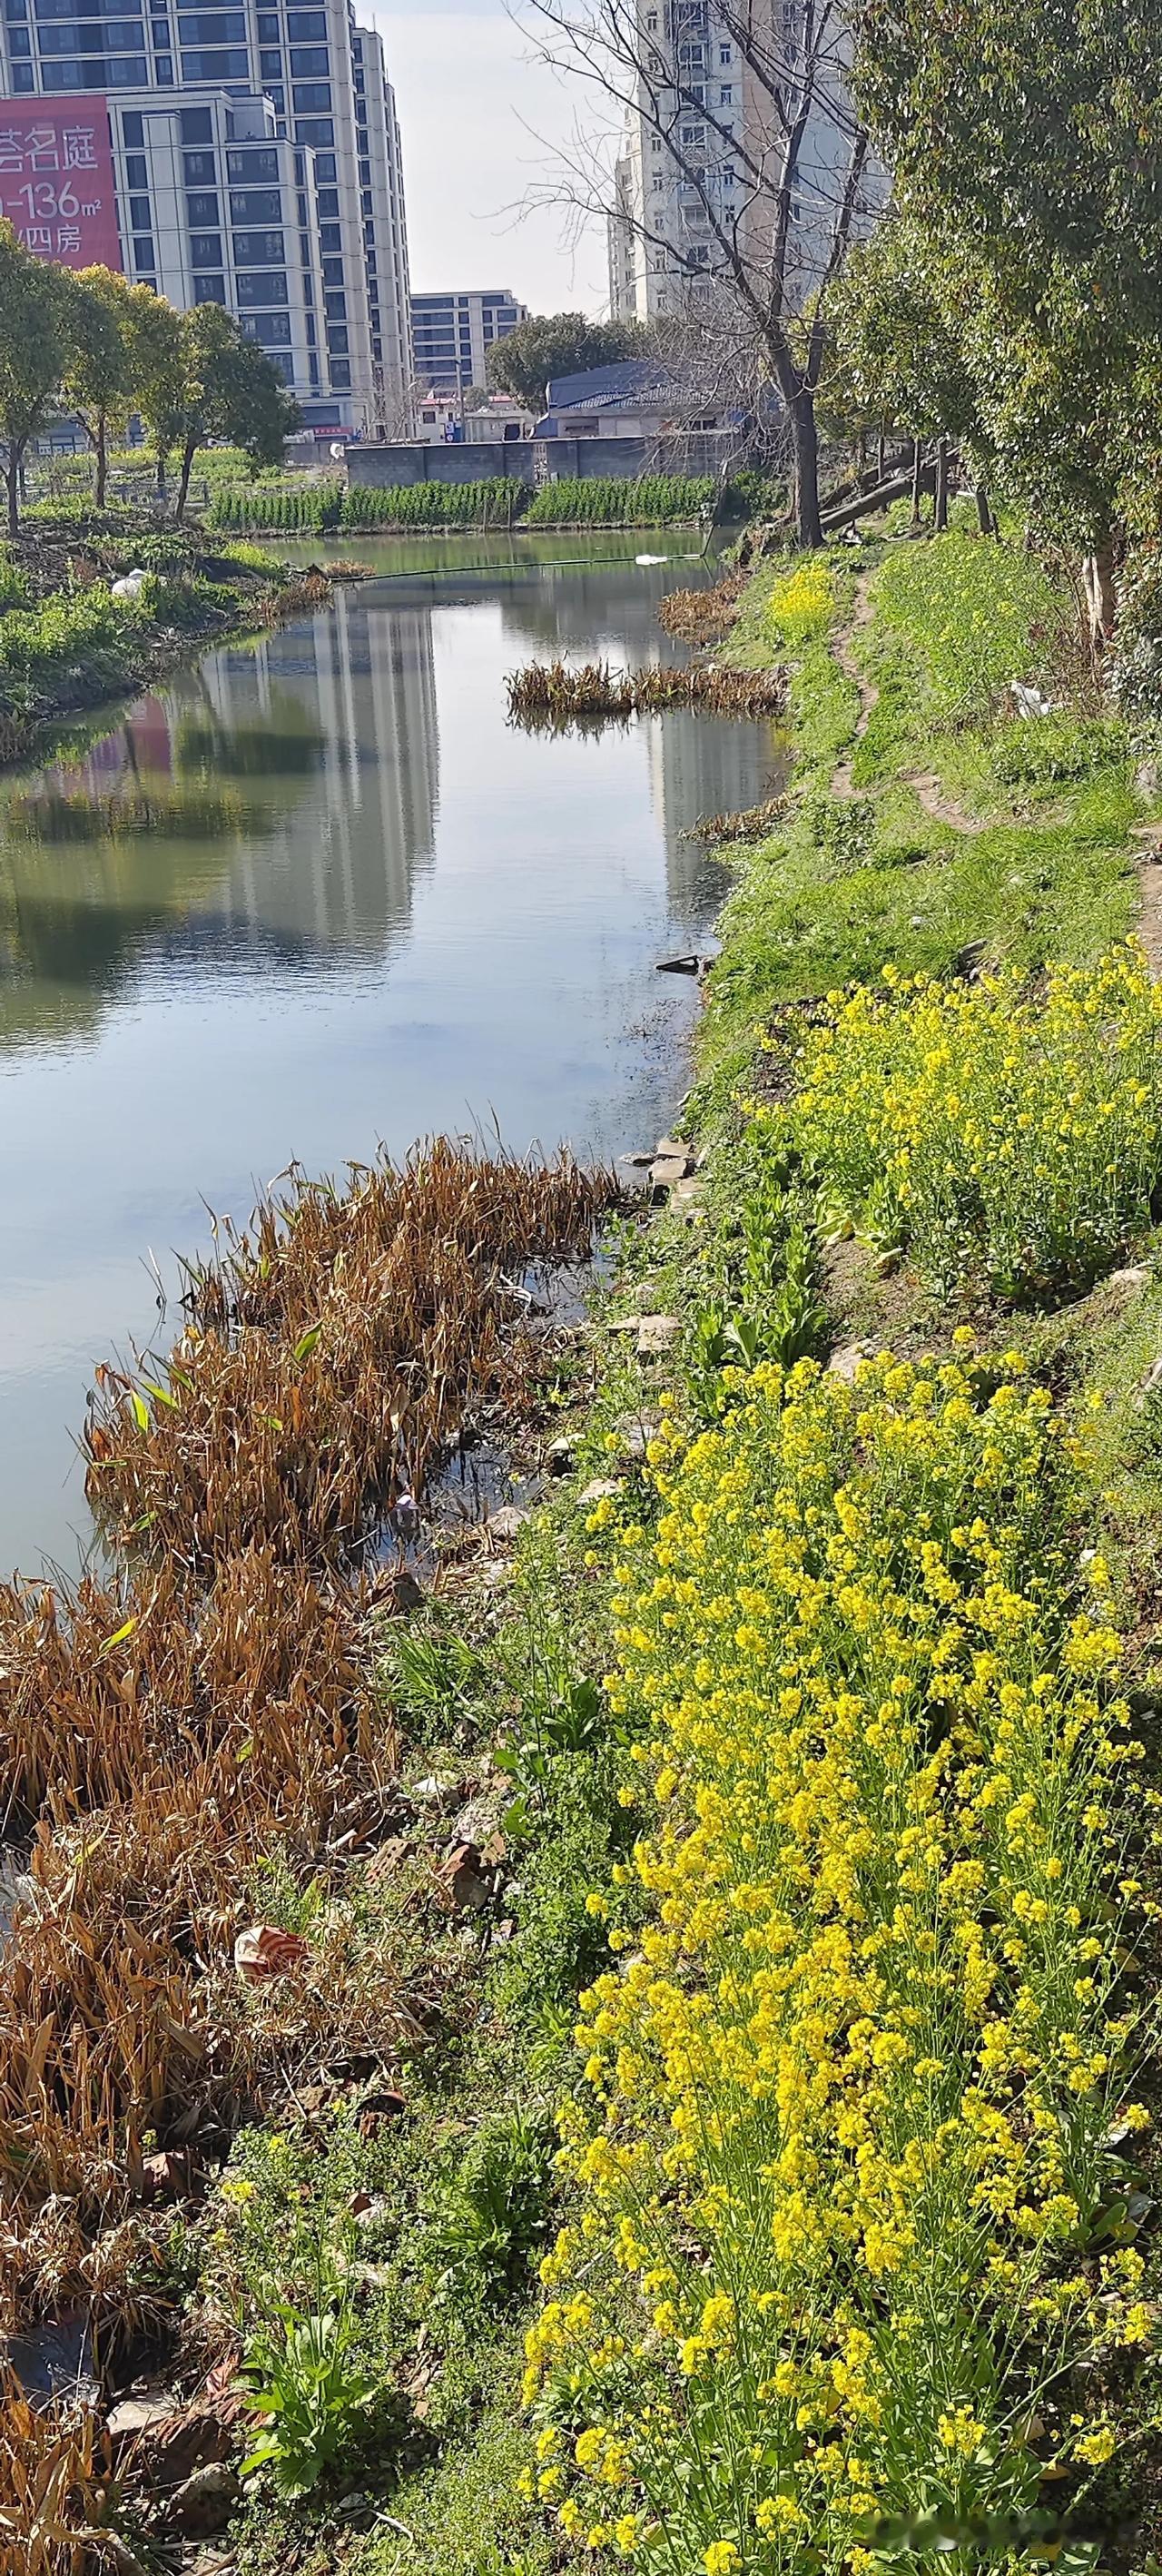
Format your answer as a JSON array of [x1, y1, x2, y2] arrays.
[[696, 530, 1144, 1110]]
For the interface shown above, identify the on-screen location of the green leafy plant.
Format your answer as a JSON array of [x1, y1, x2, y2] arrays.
[[239, 2286, 375, 2496], [430, 2111, 554, 2304]]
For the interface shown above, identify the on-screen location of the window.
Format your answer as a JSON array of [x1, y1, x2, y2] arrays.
[[291, 80, 330, 108], [255, 8, 279, 35], [235, 268, 288, 302], [314, 150, 335, 180], [180, 104, 213, 143], [295, 117, 334, 145], [122, 109, 144, 142], [131, 232, 153, 266], [125, 151, 148, 186], [6, 24, 29, 48], [288, 41, 327, 71], [325, 322, 348, 351], [177, 9, 246, 38], [315, 185, 338, 216], [154, 52, 172, 75], [187, 189, 220, 223], [230, 187, 281, 222], [323, 288, 345, 318], [227, 145, 280, 180], [318, 222, 340, 252], [259, 46, 281, 74], [183, 148, 216, 183], [320, 254, 342, 284], [248, 309, 291, 343], [189, 232, 222, 265], [182, 45, 249, 74], [286, 6, 326, 32], [330, 359, 350, 387], [681, 123, 704, 143], [359, 187, 371, 216], [720, 44, 731, 63], [128, 192, 150, 227], [652, 172, 663, 190], [233, 228, 285, 264], [719, 83, 733, 103]]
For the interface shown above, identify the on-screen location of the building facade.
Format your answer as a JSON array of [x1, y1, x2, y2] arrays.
[[0, 0, 413, 432], [409, 287, 528, 397], [606, 1, 867, 326]]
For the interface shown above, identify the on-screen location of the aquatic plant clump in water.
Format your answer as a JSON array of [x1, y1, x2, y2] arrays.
[[505, 657, 786, 729], [84, 1140, 614, 1571]]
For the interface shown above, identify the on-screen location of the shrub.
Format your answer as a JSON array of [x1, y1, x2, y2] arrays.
[[340, 479, 523, 529], [782, 943, 1162, 1299], [522, 474, 713, 528], [525, 1350, 1146, 2571]]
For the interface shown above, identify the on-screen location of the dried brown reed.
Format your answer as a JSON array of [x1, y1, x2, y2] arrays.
[[656, 571, 744, 647], [84, 1143, 610, 1574], [506, 656, 786, 727], [689, 793, 787, 844], [0, 2377, 103, 2576], [0, 1140, 611, 2330]]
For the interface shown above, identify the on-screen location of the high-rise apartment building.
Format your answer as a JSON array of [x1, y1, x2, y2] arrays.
[[607, 1, 863, 325], [0, 0, 412, 432], [410, 288, 528, 396]]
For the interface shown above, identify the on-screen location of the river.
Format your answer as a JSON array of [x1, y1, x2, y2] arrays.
[[0, 533, 783, 1578]]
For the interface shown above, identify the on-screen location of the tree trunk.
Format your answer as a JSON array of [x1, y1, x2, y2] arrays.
[[911, 437, 925, 524], [1083, 543, 1118, 644], [5, 439, 23, 538], [877, 426, 886, 480], [155, 449, 167, 503], [791, 391, 822, 551], [95, 412, 107, 511], [934, 436, 950, 531], [174, 437, 197, 525], [974, 482, 993, 536]]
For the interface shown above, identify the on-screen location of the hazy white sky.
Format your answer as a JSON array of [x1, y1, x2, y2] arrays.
[[367, 0, 614, 313]]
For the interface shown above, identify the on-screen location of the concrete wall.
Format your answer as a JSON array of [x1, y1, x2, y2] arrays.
[[345, 434, 725, 489]]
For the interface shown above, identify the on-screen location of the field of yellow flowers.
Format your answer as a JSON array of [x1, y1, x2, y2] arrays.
[[517, 532, 1162, 2576]]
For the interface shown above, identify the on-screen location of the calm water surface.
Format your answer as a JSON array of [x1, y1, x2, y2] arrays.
[[0, 534, 783, 1575]]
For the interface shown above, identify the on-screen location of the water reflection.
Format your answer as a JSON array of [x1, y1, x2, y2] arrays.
[[0, 543, 783, 1575]]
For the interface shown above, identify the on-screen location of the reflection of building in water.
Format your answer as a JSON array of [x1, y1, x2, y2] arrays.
[[172, 584, 440, 962], [645, 709, 782, 917]]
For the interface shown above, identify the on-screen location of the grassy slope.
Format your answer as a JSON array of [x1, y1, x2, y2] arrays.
[[218, 524, 1162, 2576]]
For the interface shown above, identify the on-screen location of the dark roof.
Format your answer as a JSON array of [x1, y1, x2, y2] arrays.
[[545, 359, 707, 415]]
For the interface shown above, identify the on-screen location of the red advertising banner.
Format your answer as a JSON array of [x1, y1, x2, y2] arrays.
[[0, 97, 122, 271]]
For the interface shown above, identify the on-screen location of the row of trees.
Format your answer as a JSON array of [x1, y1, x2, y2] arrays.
[[0, 220, 298, 537]]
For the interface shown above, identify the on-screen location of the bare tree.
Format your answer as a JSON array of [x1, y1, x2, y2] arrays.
[[511, 0, 878, 546]]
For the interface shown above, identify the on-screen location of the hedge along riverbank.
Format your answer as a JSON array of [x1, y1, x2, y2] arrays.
[[511, 527, 1162, 2575], [206, 473, 716, 537]]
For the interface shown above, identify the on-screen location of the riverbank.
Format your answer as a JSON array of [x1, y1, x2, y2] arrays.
[[10, 519, 1162, 2575], [0, 515, 367, 772]]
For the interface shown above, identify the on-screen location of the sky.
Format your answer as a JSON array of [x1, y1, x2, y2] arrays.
[[368, 0, 615, 313]]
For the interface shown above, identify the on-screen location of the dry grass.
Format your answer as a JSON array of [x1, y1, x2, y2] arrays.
[[84, 1143, 609, 1572], [505, 656, 786, 728], [0, 1137, 615, 2543], [655, 571, 745, 647]]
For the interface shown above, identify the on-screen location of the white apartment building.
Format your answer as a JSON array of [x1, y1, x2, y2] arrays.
[[409, 288, 529, 397], [607, 0, 865, 326], [0, 0, 412, 432]]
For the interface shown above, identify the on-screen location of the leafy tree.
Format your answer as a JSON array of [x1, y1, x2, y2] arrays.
[[0, 223, 80, 536], [171, 302, 300, 519], [852, 0, 1162, 625], [63, 265, 139, 509], [485, 311, 646, 413], [125, 285, 187, 502], [829, 214, 989, 527]]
